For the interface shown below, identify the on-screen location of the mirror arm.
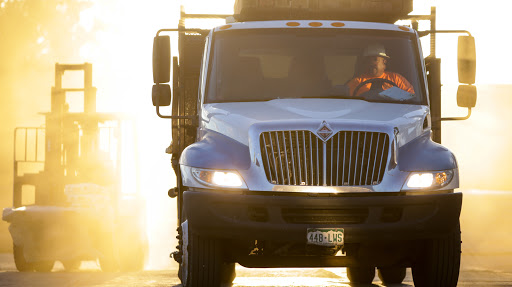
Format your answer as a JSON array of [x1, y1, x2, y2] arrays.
[[439, 107, 472, 121], [418, 30, 472, 38], [156, 105, 198, 123], [157, 28, 210, 37]]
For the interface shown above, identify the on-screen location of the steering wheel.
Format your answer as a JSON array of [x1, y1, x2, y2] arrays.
[[352, 78, 397, 97]]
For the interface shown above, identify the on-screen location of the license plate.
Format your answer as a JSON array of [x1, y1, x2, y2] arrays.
[[307, 228, 344, 247]]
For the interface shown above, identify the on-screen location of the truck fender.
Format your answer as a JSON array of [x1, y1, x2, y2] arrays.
[[398, 131, 458, 172], [180, 130, 251, 170]]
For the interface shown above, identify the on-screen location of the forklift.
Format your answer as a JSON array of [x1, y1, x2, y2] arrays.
[[2, 63, 147, 272]]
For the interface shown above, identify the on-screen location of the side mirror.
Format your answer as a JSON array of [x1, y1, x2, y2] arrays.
[[458, 36, 476, 85], [152, 84, 171, 106], [457, 84, 477, 108], [153, 36, 171, 84]]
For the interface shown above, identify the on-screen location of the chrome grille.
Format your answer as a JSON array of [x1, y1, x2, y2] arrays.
[[260, 131, 389, 186]]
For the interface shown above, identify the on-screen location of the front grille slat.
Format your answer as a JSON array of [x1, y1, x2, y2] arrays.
[[302, 131, 309, 185], [260, 130, 389, 186], [371, 133, 380, 184], [365, 133, 374, 185], [267, 133, 279, 183], [359, 132, 367, 185], [348, 131, 353, 185], [275, 132, 285, 184], [288, 131, 296, 185], [336, 133, 340, 186], [377, 134, 386, 184], [316, 136, 320, 186], [295, 132, 303, 185]]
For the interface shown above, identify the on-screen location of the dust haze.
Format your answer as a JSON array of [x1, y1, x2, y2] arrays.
[[0, 0, 511, 273]]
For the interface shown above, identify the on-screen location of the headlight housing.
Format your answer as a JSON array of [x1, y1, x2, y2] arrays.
[[191, 168, 247, 189], [403, 170, 454, 190]]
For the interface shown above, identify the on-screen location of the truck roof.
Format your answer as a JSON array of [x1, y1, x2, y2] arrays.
[[213, 20, 414, 34]]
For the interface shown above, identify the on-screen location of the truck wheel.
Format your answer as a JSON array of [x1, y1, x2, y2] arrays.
[[377, 267, 406, 284], [347, 266, 375, 284], [179, 221, 233, 287], [221, 263, 236, 284], [412, 225, 461, 287], [13, 244, 33, 272]]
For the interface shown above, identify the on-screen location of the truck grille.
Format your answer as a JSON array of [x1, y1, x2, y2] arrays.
[[260, 130, 389, 186]]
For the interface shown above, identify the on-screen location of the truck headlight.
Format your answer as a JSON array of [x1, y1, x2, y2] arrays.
[[403, 170, 454, 190], [192, 168, 247, 188]]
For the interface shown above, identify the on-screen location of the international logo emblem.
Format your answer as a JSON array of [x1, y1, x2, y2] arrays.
[[316, 121, 333, 142]]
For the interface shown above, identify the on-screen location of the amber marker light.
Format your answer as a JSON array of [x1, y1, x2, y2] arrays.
[[331, 22, 345, 27], [220, 25, 232, 30], [435, 172, 449, 185], [286, 22, 300, 27], [399, 26, 410, 31], [309, 22, 323, 27]]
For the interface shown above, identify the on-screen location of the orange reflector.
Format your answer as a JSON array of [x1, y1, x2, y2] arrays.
[[286, 22, 300, 27], [220, 25, 232, 30], [399, 26, 409, 31], [309, 22, 323, 27], [331, 22, 345, 27]]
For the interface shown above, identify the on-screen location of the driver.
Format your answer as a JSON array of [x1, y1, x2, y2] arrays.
[[347, 44, 415, 97]]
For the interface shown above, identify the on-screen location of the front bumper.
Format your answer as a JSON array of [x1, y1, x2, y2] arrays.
[[184, 190, 462, 244]]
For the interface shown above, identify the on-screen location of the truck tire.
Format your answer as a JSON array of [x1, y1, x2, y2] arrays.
[[412, 225, 461, 287], [222, 263, 236, 284], [377, 267, 406, 284], [179, 221, 234, 287], [347, 266, 375, 284]]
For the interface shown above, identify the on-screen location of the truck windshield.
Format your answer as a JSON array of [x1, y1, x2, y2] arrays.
[[206, 28, 424, 104]]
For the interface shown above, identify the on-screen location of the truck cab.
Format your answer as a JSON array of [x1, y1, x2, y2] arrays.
[[152, 1, 476, 286]]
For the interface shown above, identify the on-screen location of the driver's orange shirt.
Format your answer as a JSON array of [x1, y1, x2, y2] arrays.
[[347, 71, 415, 97]]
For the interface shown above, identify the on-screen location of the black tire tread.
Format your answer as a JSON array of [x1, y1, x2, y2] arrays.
[[412, 225, 461, 287], [188, 233, 222, 287], [347, 266, 375, 284], [377, 267, 406, 284]]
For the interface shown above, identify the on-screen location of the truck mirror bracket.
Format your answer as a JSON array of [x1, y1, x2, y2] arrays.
[[155, 106, 199, 123], [439, 107, 472, 122]]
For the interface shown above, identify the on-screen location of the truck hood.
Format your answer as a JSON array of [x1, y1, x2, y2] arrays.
[[201, 99, 429, 147]]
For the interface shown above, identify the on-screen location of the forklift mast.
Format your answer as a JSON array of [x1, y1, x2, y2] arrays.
[[45, 64, 99, 202], [12, 63, 120, 208]]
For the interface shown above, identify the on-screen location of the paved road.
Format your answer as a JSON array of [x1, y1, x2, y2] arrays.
[[1, 254, 512, 287]]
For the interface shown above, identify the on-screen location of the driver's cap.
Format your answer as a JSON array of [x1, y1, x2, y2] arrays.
[[363, 43, 390, 59]]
